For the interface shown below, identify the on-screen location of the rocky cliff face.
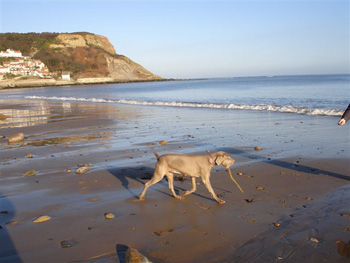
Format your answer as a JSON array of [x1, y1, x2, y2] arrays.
[[0, 32, 161, 81], [47, 33, 161, 80]]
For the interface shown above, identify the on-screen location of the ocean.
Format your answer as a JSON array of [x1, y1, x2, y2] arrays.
[[1, 74, 349, 117], [1, 74, 349, 162]]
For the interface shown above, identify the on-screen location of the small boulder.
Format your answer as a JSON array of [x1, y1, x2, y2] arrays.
[[104, 213, 115, 219], [33, 215, 51, 223], [0, 114, 7, 120], [8, 133, 24, 143], [60, 240, 73, 248], [75, 167, 90, 174], [24, 170, 36, 176], [125, 248, 153, 263]]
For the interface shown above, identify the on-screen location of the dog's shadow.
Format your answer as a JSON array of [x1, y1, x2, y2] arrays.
[[107, 165, 185, 199]]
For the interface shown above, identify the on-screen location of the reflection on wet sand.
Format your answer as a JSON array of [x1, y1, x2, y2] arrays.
[[25, 132, 113, 147], [0, 99, 137, 128], [0, 101, 51, 128]]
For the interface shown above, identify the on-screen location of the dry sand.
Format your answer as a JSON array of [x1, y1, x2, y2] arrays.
[[0, 100, 349, 263]]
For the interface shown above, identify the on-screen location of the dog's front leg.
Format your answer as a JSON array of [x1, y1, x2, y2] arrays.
[[166, 173, 184, 200], [183, 177, 197, 196], [202, 174, 225, 204]]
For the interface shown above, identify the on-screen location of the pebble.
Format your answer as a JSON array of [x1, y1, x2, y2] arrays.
[[33, 215, 51, 223], [256, 186, 265, 191], [8, 133, 24, 143], [310, 237, 319, 243], [248, 219, 257, 224], [160, 140, 167, 145], [104, 213, 115, 219], [0, 114, 7, 120], [60, 240, 73, 248], [273, 222, 281, 227], [26, 153, 33, 158], [66, 169, 72, 173], [24, 170, 36, 176], [254, 146, 262, 151], [237, 172, 243, 176], [6, 221, 18, 226], [75, 167, 90, 174]]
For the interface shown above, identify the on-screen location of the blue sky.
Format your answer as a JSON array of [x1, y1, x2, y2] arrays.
[[0, 0, 349, 78]]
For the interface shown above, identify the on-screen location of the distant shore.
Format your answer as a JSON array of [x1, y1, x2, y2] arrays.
[[0, 77, 182, 89]]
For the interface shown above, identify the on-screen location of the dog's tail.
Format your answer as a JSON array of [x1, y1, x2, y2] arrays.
[[153, 152, 160, 161]]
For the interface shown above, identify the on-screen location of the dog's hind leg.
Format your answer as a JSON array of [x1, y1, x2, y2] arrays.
[[182, 177, 197, 196], [166, 172, 184, 200], [139, 169, 165, 200]]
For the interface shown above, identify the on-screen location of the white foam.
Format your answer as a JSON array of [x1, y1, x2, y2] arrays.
[[24, 95, 344, 117]]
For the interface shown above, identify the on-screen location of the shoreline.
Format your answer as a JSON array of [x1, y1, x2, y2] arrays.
[[0, 77, 184, 90]]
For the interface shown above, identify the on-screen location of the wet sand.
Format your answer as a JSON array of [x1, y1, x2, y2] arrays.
[[0, 100, 349, 263]]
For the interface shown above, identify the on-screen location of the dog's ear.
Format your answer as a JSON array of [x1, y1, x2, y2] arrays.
[[215, 155, 224, 165], [208, 155, 214, 164]]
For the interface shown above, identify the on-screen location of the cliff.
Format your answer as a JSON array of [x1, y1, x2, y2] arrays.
[[0, 32, 161, 81]]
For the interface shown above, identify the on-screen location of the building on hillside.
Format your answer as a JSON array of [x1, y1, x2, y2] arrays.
[[0, 49, 22, 58], [0, 66, 10, 74], [62, 71, 70, 80]]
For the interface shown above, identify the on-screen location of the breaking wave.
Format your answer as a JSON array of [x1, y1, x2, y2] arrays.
[[24, 95, 344, 117]]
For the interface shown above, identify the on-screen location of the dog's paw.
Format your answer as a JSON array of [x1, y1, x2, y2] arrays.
[[217, 199, 226, 205], [175, 195, 185, 200]]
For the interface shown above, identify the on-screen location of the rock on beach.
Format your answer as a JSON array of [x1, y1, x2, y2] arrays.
[[104, 213, 115, 219], [75, 167, 90, 174], [8, 133, 24, 143], [33, 215, 51, 223]]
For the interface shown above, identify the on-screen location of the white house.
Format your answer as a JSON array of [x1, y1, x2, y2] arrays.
[[0, 49, 22, 58], [0, 66, 10, 74], [62, 71, 70, 80]]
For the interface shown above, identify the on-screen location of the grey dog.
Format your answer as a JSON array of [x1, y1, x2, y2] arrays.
[[139, 151, 235, 204]]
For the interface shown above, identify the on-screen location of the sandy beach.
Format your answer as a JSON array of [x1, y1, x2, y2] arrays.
[[0, 99, 349, 263]]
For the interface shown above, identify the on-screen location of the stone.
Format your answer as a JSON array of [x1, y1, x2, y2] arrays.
[[24, 170, 36, 176], [33, 215, 51, 223], [124, 248, 153, 263], [8, 133, 24, 143], [26, 153, 33, 158], [75, 167, 90, 174], [60, 240, 73, 248], [254, 146, 262, 151], [159, 140, 167, 145], [6, 221, 19, 226], [104, 212, 115, 219]]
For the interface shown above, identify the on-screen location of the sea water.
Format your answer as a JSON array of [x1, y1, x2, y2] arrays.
[[1, 74, 349, 117]]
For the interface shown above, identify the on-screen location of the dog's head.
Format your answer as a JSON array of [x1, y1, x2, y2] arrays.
[[211, 152, 235, 168]]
